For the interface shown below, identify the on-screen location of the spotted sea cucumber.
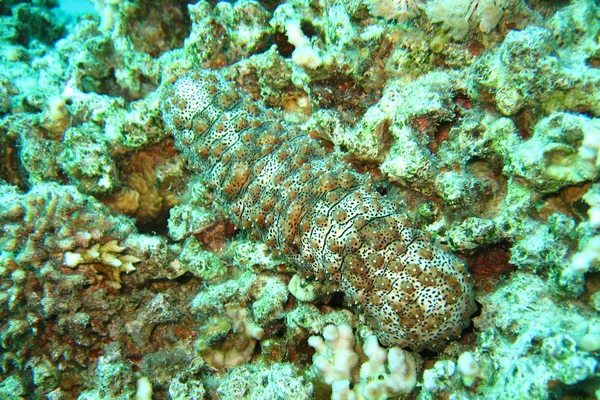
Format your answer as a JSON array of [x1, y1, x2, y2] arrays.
[[161, 70, 476, 351]]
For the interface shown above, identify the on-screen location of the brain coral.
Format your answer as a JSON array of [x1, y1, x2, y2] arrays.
[[161, 70, 476, 351]]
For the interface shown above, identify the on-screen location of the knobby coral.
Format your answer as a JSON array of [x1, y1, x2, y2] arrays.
[[161, 70, 476, 351], [308, 324, 417, 399]]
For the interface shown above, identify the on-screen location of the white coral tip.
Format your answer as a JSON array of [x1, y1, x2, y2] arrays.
[[64, 252, 84, 267]]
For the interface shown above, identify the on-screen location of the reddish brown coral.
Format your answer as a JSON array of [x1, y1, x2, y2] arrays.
[[103, 142, 179, 226]]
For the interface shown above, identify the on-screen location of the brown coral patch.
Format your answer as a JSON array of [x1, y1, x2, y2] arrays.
[[124, 0, 193, 58], [0, 132, 26, 188], [197, 222, 228, 253], [103, 141, 180, 228], [312, 75, 380, 122], [468, 245, 515, 292], [538, 183, 591, 221]]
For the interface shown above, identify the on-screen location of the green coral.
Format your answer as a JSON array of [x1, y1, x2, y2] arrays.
[[178, 237, 227, 281], [447, 217, 498, 251]]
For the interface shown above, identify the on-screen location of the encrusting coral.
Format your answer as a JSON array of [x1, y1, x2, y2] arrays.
[[161, 70, 476, 351]]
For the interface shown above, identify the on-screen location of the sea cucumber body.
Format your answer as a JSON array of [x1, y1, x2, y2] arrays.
[[162, 71, 475, 351]]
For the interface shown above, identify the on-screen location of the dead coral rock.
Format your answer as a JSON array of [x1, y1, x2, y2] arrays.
[[126, 293, 182, 347]]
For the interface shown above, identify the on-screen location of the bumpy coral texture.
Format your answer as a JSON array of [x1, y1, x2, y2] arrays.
[[161, 71, 476, 351]]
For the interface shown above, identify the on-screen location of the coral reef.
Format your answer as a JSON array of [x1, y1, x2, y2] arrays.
[[0, 183, 136, 397], [1, 0, 600, 398]]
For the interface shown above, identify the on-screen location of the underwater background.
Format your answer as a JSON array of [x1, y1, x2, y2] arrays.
[[0, 0, 599, 398]]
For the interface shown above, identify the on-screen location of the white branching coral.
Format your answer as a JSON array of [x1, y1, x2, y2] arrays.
[[355, 335, 417, 398], [308, 324, 417, 399], [578, 118, 600, 171], [308, 324, 359, 386], [64, 240, 139, 289], [457, 351, 480, 386], [583, 183, 600, 230], [204, 307, 265, 369], [570, 236, 600, 275], [92, 0, 126, 32]]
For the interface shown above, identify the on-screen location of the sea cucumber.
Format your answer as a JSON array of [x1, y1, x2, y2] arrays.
[[161, 70, 476, 351]]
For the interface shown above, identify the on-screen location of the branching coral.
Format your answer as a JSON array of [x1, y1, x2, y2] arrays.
[[64, 240, 140, 289], [189, 264, 291, 369], [203, 307, 265, 369], [308, 324, 417, 399], [0, 182, 139, 396]]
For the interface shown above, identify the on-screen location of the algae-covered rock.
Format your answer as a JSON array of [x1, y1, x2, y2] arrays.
[[252, 275, 288, 324], [504, 112, 599, 193], [178, 237, 227, 281], [471, 273, 599, 399], [60, 124, 118, 195], [77, 344, 136, 400], [471, 27, 563, 115], [216, 363, 313, 400], [470, 2, 600, 117], [448, 217, 498, 250]]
